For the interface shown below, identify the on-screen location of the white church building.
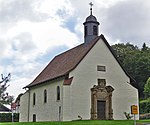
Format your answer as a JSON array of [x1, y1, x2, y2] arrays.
[[20, 5, 139, 122]]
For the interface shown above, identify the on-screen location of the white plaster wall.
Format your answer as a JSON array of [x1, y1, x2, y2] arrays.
[[19, 91, 29, 122], [20, 38, 139, 122], [20, 78, 64, 122], [65, 38, 139, 120], [62, 85, 72, 121]]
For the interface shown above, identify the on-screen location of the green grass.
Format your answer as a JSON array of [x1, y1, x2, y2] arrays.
[[0, 120, 150, 125]]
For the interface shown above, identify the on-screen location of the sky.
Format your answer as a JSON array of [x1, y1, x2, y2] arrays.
[[0, 0, 150, 100]]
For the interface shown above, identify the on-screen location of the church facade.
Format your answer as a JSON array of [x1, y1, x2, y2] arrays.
[[20, 6, 139, 122]]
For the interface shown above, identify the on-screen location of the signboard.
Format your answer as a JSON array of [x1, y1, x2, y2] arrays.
[[131, 105, 138, 114], [11, 103, 16, 110]]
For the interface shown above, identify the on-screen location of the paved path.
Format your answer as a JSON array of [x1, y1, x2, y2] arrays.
[[137, 123, 150, 125]]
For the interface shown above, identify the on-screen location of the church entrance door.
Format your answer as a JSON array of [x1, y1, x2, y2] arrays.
[[97, 100, 106, 119], [91, 79, 114, 120]]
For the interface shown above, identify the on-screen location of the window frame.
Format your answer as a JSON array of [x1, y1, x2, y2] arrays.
[[33, 93, 36, 105], [84, 26, 88, 36], [57, 86, 60, 101], [44, 89, 47, 103], [93, 26, 98, 35], [97, 65, 106, 72]]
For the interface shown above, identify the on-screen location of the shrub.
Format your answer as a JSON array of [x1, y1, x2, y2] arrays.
[[0, 113, 19, 122], [140, 98, 150, 114], [124, 112, 133, 120]]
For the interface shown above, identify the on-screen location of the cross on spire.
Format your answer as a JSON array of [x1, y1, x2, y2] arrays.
[[89, 2, 93, 15]]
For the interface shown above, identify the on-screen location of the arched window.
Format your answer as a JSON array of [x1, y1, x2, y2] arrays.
[[57, 86, 60, 101], [93, 26, 98, 35], [33, 93, 36, 105], [44, 89, 47, 103], [84, 26, 87, 36]]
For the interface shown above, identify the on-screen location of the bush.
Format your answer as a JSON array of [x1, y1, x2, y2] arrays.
[[0, 113, 19, 122], [124, 112, 133, 120], [139, 98, 150, 114]]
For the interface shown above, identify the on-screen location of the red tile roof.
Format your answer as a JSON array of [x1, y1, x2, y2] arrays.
[[25, 36, 100, 88], [63, 77, 73, 85], [25, 34, 138, 88]]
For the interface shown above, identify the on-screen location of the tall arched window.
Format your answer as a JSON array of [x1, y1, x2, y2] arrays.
[[44, 89, 47, 103], [33, 93, 36, 105], [84, 26, 87, 36], [93, 26, 98, 35], [57, 86, 60, 101]]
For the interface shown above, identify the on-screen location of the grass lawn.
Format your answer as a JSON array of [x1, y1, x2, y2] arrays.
[[0, 120, 150, 125]]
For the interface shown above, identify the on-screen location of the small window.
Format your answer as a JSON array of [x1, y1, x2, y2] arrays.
[[57, 86, 60, 101], [93, 26, 98, 35], [97, 65, 106, 72], [44, 89, 47, 103], [84, 26, 87, 36], [33, 93, 36, 105], [98, 79, 106, 88]]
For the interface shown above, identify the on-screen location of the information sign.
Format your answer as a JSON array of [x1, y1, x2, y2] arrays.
[[131, 105, 138, 114]]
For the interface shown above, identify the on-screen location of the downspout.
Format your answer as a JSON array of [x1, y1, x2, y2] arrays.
[[62, 81, 63, 121], [27, 90, 30, 122]]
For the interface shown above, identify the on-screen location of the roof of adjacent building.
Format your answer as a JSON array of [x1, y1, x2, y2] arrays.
[[25, 34, 138, 88], [0, 103, 11, 112]]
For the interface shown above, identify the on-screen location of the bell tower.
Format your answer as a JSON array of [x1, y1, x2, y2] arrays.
[[83, 2, 100, 43]]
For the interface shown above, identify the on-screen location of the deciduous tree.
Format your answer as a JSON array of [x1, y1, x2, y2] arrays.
[[144, 77, 150, 98], [0, 73, 14, 105], [112, 43, 150, 98]]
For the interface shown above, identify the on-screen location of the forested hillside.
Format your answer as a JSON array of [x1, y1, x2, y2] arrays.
[[112, 43, 150, 98]]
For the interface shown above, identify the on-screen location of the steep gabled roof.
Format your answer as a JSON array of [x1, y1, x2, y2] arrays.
[[25, 34, 137, 88], [0, 104, 11, 112]]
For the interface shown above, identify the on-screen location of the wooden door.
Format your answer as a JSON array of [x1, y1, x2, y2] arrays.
[[33, 114, 36, 122], [97, 100, 106, 119]]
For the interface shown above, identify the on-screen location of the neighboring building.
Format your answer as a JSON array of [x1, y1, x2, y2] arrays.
[[20, 5, 139, 122], [14, 93, 23, 113], [0, 103, 11, 113]]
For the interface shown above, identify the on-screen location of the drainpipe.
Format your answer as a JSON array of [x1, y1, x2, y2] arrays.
[[27, 90, 30, 122]]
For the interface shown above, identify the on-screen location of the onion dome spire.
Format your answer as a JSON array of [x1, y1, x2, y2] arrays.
[[83, 2, 100, 43]]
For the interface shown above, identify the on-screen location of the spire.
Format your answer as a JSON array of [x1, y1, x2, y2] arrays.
[[89, 2, 93, 15]]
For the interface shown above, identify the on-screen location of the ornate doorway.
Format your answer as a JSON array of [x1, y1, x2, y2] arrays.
[[91, 79, 114, 120]]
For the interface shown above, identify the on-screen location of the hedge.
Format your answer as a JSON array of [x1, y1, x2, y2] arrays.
[[0, 113, 19, 122], [140, 98, 150, 114]]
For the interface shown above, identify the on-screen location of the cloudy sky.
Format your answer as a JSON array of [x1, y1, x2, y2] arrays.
[[0, 0, 150, 100]]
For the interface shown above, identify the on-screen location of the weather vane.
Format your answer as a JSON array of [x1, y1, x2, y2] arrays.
[[89, 2, 93, 15]]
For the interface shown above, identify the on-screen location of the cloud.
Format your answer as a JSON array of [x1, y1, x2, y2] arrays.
[[101, 0, 150, 46], [12, 32, 36, 53], [1, 0, 150, 100], [0, 0, 81, 98], [0, 0, 48, 22], [0, 39, 9, 57]]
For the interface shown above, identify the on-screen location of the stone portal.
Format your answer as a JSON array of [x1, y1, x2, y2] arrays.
[[91, 79, 114, 120]]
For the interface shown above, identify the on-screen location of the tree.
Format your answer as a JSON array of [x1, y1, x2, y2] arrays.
[[0, 73, 14, 105], [142, 42, 148, 51], [112, 43, 150, 98], [144, 77, 150, 98], [112, 42, 138, 63]]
